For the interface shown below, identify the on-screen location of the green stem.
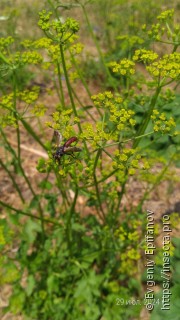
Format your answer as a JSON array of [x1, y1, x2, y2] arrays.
[[133, 86, 161, 148], [69, 50, 92, 100], [21, 118, 47, 150], [71, 86, 96, 122], [172, 43, 179, 53], [59, 43, 89, 156], [81, 4, 117, 90], [116, 169, 128, 214], [0, 159, 25, 203], [93, 149, 106, 221], [57, 61, 65, 108], [83, 168, 118, 188], [115, 86, 162, 209], [66, 186, 79, 254], [0, 200, 61, 226], [1, 128, 17, 158], [69, 51, 102, 119], [12, 71, 21, 164], [0, 51, 10, 64], [137, 153, 175, 210], [53, 168, 70, 208], [18, 162, 45, 237], [1, 128, 45, 237], [59, 44, 78, 118]]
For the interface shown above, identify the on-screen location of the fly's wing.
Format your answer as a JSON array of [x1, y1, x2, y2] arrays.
[[64, 146, 82, 154], [52, 130, 63, 147]]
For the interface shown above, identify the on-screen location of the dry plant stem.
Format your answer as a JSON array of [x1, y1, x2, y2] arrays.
[[0, 200, 61, 226]]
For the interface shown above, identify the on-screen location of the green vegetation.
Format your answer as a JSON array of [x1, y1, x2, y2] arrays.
[[0, 1, 180, 319]]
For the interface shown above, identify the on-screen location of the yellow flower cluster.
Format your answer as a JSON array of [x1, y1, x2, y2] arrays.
[[91, 91, 136, 132], [146, 52, 180, 81], [0, 36, 14, 53], [116, 35, 144, 46], [0, 265, 19, 284], [133, 49, 158, 63], [18, 87, 40, 104], [91, 91, 114, 106], [110, 108, 136, 130], [170, 213, 180, 229], [113, 148, 141, 175], [120, 247, 140, 276], [69, 43, 84, 55], [31, 104, 47, 117], [80, 122, 110, 148], [33, 38, 52, 49], [143, 9, 178, 43], [114, 226, 127, 242], [46, 109, 78, 139], [9, 51, 43, 66], [108, 59, 135, 76], [151, 110, 176, 133], [0, 87, 42, 127], [0, 94, 16, 127], [38, 10, 79, 44], [120, 259, 138, 276], [157, 9, 174, 21]]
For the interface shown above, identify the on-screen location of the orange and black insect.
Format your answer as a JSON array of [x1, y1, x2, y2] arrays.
[[53, 131, 82, 163]]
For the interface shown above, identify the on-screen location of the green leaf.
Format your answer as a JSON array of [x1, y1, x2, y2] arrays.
[[23, 219, 41, 244], [29, 195, 41, 209], [38, 180, 53, 190], [47, 274, 58, 294], [26, 274, 36, 296], [9, 290, 25, 314], [150, 285, 180, 320]]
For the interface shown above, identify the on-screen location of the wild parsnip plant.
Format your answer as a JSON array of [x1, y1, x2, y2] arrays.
[[0, 2, 180, 319]]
